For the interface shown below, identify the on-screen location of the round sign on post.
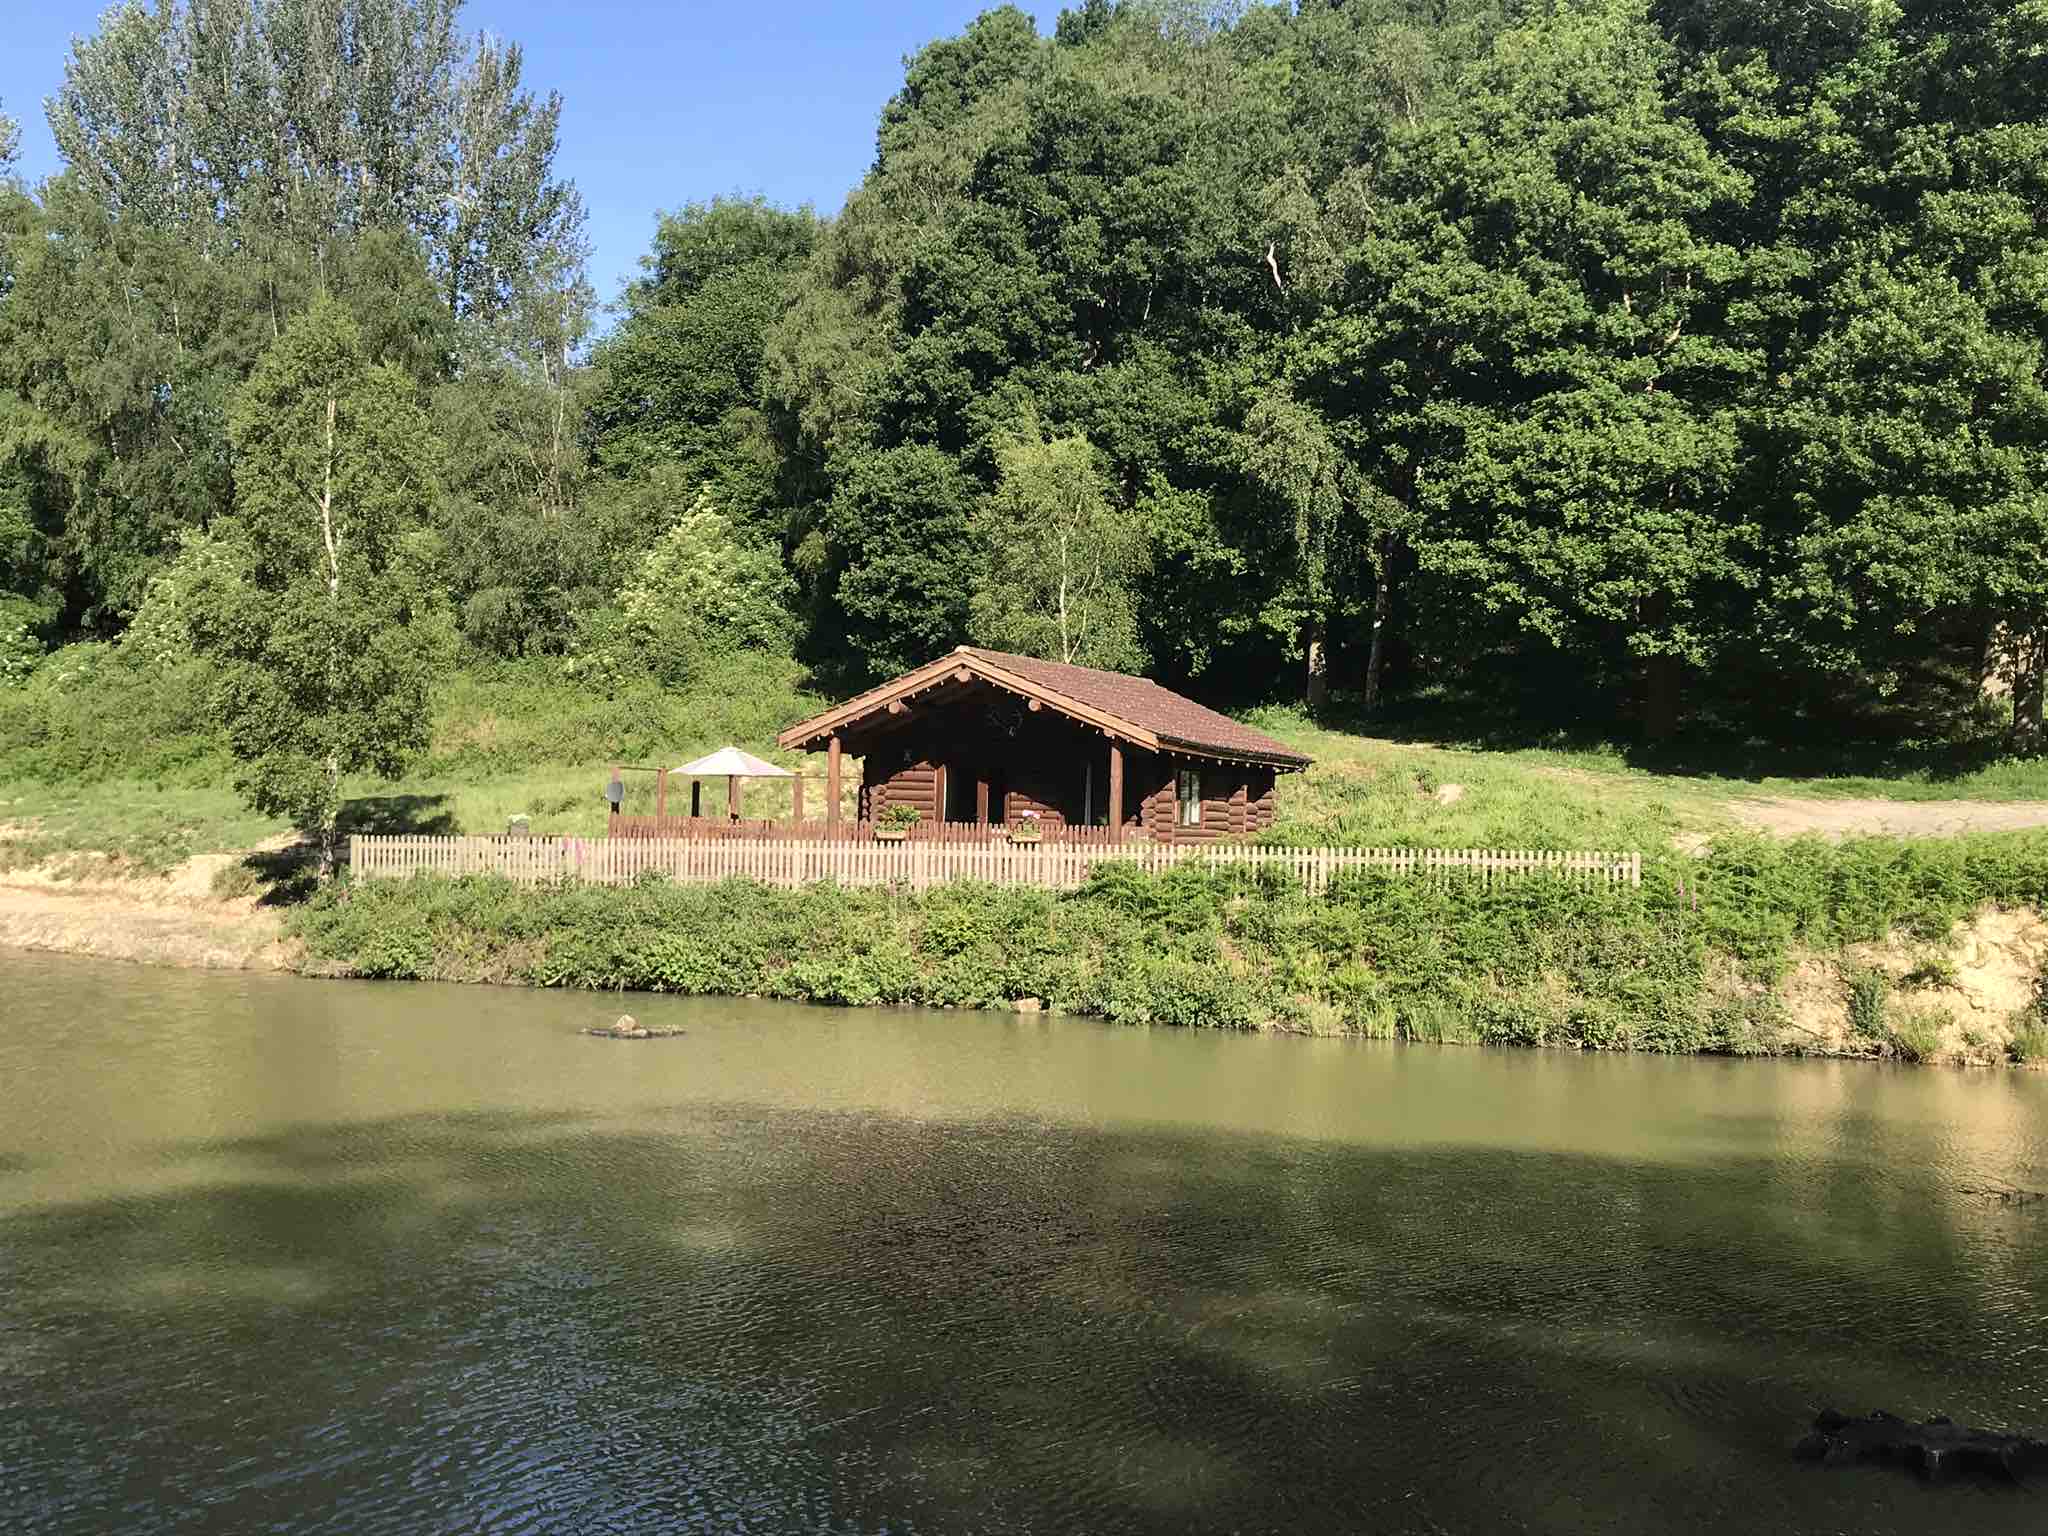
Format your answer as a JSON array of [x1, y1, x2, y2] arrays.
[[605, 776, 624, 810]]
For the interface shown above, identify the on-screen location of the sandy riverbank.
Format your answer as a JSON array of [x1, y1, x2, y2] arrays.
[[0, 853, 291, 971]]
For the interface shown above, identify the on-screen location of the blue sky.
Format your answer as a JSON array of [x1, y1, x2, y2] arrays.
[[1, 1, 1058, 310]]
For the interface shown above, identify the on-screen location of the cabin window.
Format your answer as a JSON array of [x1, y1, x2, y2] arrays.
[[1177, 768, 1201, 827]]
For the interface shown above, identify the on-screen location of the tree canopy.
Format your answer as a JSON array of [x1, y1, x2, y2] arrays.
[[3, 0, 2046, 773]]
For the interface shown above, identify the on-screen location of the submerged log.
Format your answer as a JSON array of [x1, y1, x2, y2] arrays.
[[1795, 1409, 2048, 1481], [1957, 1184, 2047, 1207], [582, 1014, 684, 1041]]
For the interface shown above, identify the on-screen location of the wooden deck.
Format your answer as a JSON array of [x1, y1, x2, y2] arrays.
[[609, 816, 1124, 844], [349, 835, 1643, 893]]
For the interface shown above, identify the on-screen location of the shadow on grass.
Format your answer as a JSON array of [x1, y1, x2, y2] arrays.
[[1341, 684, 2013, 788], [218, 794, 459, 907], [339, 793, 459, 837]]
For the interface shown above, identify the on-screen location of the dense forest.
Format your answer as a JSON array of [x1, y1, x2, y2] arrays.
[[3, 0, 2046, 817]]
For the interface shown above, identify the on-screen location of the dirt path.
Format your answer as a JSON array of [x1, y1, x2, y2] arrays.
[[1729, 797, 2048, 839], [0, 853, 290, 970]]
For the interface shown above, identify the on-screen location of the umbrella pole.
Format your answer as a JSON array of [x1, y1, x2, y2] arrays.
[[656, 768, 668, 821], [691, 779, 701, 819], [727, 773, 740, 821]]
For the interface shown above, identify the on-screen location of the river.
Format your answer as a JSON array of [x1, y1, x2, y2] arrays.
[[3, 953, 2046, 1533]]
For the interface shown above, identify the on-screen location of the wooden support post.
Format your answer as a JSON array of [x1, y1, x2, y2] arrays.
[[1108, 740, 1124, 843], [727, 774, 740, 820], [690, 779, 702, 819], [976, 774, 990, 828], [827, 735, 842, 827], [792, 774, 805, 823], [656, 768, 668, 821]]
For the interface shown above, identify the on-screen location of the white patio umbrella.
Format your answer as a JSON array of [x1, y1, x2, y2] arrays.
[[675, 746, 794, 820]]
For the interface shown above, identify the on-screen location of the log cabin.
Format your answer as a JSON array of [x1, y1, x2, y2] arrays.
[[776, 647, 1311, 843]]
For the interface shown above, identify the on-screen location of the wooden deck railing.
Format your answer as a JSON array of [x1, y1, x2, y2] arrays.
[[610, 816, 1124, 844], [348, 836, 1642, 893]]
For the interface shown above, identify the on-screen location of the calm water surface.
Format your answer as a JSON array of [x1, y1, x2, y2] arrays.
[[4, 953, 2047, 1534]]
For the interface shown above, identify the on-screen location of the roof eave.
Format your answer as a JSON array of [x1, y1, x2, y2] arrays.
[[1154, 734, 1312, 770], [777, 651, 1164, 754]]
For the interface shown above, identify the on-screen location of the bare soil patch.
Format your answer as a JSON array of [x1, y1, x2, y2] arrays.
[[1729, 797, 2048, 839], [1773, 906, 2048, 1064], [0, 851, 292, 971]]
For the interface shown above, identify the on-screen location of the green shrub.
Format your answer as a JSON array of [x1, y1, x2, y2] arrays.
[[352, 910, 436, 980], [2010, 1021, 2048, 1065], [2009, 975, 2048, 1063], [281, 847, 2048, 1068], [1901, 952, 1961, 991], [1394, 990, 1482, 1045], [1889, 1005, 1948, 1064], [1845, 966, 1891, 1040], [0, 643, 226, 783], [1565, 999, 1635, 1051], [1471, 991, 1554, 1047], [0, 619, 42, 687]]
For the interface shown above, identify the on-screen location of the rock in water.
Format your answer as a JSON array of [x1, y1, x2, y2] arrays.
[[1795, 1408, 2048, 1481], [613, 1014, 639, 1036]]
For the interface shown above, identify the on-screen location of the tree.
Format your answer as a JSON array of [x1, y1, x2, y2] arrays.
[[12, 0, 588, 641], [1686, 0, 2048, 748], [441, 35, 590, 334], [617, 484, 796, 685], [824, 445, 982, 681], [0, 182, 449, 630], [1241, 390, 1352, 710], [588, 197, 819, 541], [1378, 0, 1756, 739], [47, 0, 585, 331], [969, 421, 1147, 671], [212, 295, 450, 876]]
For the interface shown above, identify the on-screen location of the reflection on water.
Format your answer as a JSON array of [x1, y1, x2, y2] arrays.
[[3, 953, 2047, 1534]]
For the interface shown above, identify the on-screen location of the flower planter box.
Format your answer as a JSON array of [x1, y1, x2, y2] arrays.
[[874, 825, 910, 842], [1007, 827, 1043, 845]]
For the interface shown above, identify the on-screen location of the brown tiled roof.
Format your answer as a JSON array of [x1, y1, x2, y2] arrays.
[[957, 648, 1310, 767], [778, 646, 1313, 767]]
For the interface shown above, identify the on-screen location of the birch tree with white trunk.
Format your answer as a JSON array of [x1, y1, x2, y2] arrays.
[[213, 295, 450, 875], [968, 423, 1148, 673]]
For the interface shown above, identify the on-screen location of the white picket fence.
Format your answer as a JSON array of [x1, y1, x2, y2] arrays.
[[348, 835, 1642, 894]]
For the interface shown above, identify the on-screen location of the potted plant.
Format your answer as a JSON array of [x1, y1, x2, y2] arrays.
[[875, 803, 920, 841], [1008, 810, 1043, 844]]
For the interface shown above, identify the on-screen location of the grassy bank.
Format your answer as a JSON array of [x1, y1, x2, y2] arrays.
[[287, 835, 2048, 1065], [13, 640, 2048, 876]]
